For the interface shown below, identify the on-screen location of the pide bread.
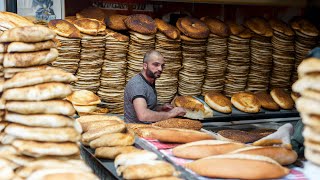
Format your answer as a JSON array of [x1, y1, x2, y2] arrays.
[[3, 48, 58, 67], [48, 19, 81, 38], [82, 123, 126, 142], [0, 122, 9, 132], [270, 88, 294, 109], [297, 57, 320, 77], [0, 12, 33, 27], [174, 96, 213, 119], [269, 19, 294, 37], [3, 65, 55, 79], [0, 154, 34, 166], [255, 91, 280, 110], [5, 124, 80, 142], [0, 133, 16, 145], [290, 17, 319, 37], [5, 40, 56, 53], [176, 17, 209, 39], [114, 150, 157, 167], [137, 127, 214, 143], [95, 146, 140, 159], [245, 17, 273, 37], [200, 17, 230, 37], [185, 154, 289, 179], [0, 145, 18, 155], [81, 120, 121, 132], [5, 113, 74, 128], [74, 18, 105, 36], [12, 140, 79, 158], [0, 26, 55, 43], [76, 7, 105, 22], [217, 130, 264, 143], [124, 14, 157, 35], [90, 133, 134, 148], [66, 90, 100, 106], [152, 118, 202, 130], [0, 158, 14, 179], [105, 14, 128, 31], [3, 82, 72, 101], [230, 146, 297, 165], [77, 115, 123, 124], [155, 18, 180, 40], [231, 92, 261, 113], [172, 140, 245, 159], [204, 92, 232, 113], [227, 21, 252, 39]]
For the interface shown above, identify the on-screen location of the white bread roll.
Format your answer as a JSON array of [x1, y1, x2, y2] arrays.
[[114, 150, 157, 167], [6, 100, 75, 115], [0, 154, 34, 167], [7, 40, 56, 53], [82, 123, 126, 142], [77, 115, 123, 124], [66, 90, 101, 106], [172, 140, 245, 159], [185, 154, 289, 179], [12, 140, 79, 158], [230, 146, 297, 165], [90, 133, 134, 148], [204, 92, 232, 113], [73, 105, 97, 113], [95, 146, 140, 159], [231, 92, 261, 113], [81, 120, 121, 132], [138, 127, 215, 143], [5, 124, 80, 142]]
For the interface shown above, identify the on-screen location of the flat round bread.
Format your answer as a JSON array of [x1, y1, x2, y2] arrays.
[[231, 92, 261, 113], [204, 92, 232, 113], [270, 88, 294, 109]]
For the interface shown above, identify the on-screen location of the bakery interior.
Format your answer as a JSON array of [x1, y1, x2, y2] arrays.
[[0, 0, 320, 179]]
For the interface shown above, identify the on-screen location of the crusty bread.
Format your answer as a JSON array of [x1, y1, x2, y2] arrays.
[[81, 120, 121, 132], [231, 92, 261, 113], [105, 14, 128, 31], [48, 19, 81, 38], [0, 12, 34, 27], [255, 91, 280, 110], [73, 105, 97, 113], [77, 115, 123, 124], [0, 26, 55, 43], [76, 7, 105, 22], [270, 88, 294, 109], [173, 140, 245, 159], [217, 130, 264, 143], [152, 118, 202, 130], [227, 21, 252, 39], [230, 146, 297, 165], [155, 18, 180, 40], [3, 65, 54, 79], [204, 92, 232, 113], [185, 154, 289, 179], [137, 127, 214, 143], [65, 16, 77, 24], [90, 133, 134, 148], [297, 57, 320, 77], [269, 19, 294, 36], [124, 14, 157, 35], [245, 17, 273, 37], [77, 107, 109, 116], [114, 150, 157, 167], [290, 17, 319, 37], [174, 96, 213, 119], [6, 40, 56, 53], [95, 146, 140, 159], [3, 48, 58, 67], [66, 90, 100, 106], [82, 123, 126, 142], [200, 17, 230, 37], [74, 18, 105, 36]]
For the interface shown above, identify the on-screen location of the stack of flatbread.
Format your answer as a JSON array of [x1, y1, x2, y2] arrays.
[[0, 25, 98, 179], [98, 29, 129, 114], [48, 19, 82, 75], [155, 19, 181, 104], [223, 22, 251, 97], [290, 18, 319, 83], [293, 58, 320, 167]]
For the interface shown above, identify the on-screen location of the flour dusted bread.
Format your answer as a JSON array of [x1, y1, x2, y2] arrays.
[[77, 115, 123, 124], [0, 26, 55, 43], [3, 48, 58, 67], [4, 40, 56, 53], [3, 65, 55, 79], [5, 113, 74, 128], [231, 92, 261, 113], [0, 12, 34, 27], [66, 90, 100, 106], [74, 18, 105, 36], [185, 154, 289, 179], [5, 124, 80, 142], [255, 91, 280, 110], [172, 140, 245, 159], [81, 120, 121, 132], [114, 150, 158, 167], [204, 91, 232, 113], [3, 82, 72, 101], [4, 69, 77, 89], [95, 146, 140, 159], [270, 88, 294, 109], [90, 133, 134, 148], [82, 123, 126, 142], [174, 96, 213, 119]]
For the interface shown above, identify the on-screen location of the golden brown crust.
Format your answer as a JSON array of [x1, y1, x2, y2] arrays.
[[174, 96, 205, 112], [200, 17, 230, 37], [48, 19, 81, 38], [155, 18, 180, 40], [105, 14, 128, 31], [124, 14, 157, 35], [270, 88, 294, 109], [269, 19, 294, 36], [176, 17, 209, 39], [245, 17, 273, 37], [204, 92, 232, 114], [231, 92, 261, 113], [105, 28, 129, 41], [255, 91, 280, 110], [217, 130, 264, 143], [64, 16, 77, 24], [152, 118, 202, 130], [0, 11, 34, 27], [73, 18, 105, 36], [66, 90, 100, 106], [227, 22, 252, 38], [290, 17, 319, 37], [76, 7, 105, 22], [291, 92, 300, 102]]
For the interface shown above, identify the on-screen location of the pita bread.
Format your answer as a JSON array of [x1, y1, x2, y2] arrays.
[[3, 65, 55, 79], [0, 25, 55, 43], [4, 69, 77, 89], [12, 140, 79, 158], [5, 113, 74, 127], [3, 82, 73, 101], [6, 40, 56, 53], [0, 154, 34, 167], [66, 90, 100, 105], [5, 124, 80, 142], [0, 145, 18, 155], [3, 48, 58, 67]]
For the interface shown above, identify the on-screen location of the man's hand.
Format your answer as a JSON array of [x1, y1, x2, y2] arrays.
[[161, 103, 174, 112], [169, 107, 186, 117]]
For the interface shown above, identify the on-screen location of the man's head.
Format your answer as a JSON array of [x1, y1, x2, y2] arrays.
[[143, 50, 165, 79]]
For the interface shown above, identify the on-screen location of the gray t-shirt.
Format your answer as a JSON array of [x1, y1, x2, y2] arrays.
[[124, 73, 157, 123]]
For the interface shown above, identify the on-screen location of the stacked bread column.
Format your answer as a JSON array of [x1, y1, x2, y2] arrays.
[[154, 18, 182, 104], [201, 17, 229, 94], [176, 17, 210, 96], [0, 26, 98, 178], [98, 29, 129, 114]]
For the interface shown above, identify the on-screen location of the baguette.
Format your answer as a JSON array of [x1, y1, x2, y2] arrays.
[[185, 154, 289, 179], [172, 140, 245, 159], [90, 133, 134, 148], [82, 123, 126, 142], [152, 118, 202, 130], [95, 146, 140, 159]]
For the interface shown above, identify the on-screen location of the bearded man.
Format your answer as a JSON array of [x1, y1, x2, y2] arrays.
[[124, 50, 186, 123]]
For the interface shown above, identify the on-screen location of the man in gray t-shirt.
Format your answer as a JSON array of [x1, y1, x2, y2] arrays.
[[124, 50, 186, 123]]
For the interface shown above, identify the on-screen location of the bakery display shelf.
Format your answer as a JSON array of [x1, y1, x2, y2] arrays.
[[150, 0, 307, 6]]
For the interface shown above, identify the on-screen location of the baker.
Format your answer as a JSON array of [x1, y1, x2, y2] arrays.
[[124, 50, 186, 123]]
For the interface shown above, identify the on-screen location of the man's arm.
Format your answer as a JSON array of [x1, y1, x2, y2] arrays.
[[133, 98, 186, 122], [155, 103, 174, 112]]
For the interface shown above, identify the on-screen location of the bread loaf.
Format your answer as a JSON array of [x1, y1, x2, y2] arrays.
[[77, 115, 123, 124], [48, 19, 81, 38], [231, 92, 261, 113], [81, 120, 121, 132], [6, 40, 56, 53], [255, 91, 280, 110], [26, 169, 98, 180], [90, 133, 134, 148], [152, 118, 202, 130], [270, 88, 294, 109], [0, 26, 55, 43], [174, 96, 213, 119], [95, 146, 140, 159], [204, 92, 232, 113], [114, 150, 157, 167], [66, 90, 100, 106], [0, 12, 34, 27], [217, 130, 264, 143], [82, 123, 126, 142]]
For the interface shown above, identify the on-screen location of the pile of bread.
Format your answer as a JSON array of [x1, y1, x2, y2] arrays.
[[0, 23, 98, 179], [0, 12, 34, 34], [77, 115, 181, 179], [293, 57, 320, 166]]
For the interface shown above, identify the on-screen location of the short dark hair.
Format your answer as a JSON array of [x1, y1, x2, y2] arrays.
[[143, 50, 163, 63]]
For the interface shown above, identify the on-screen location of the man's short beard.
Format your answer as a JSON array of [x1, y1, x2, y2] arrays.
[[146, 68, 157, 78]]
